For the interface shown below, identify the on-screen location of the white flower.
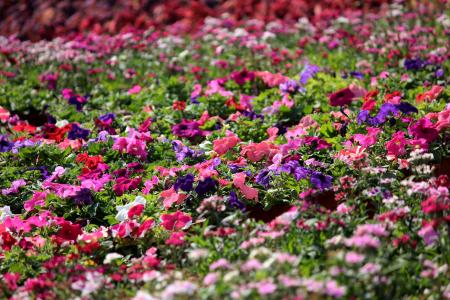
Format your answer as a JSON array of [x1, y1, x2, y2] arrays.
[[132, 291, 159, 300], [115, 196, 146, 222], [55, 120, 69, 128], [71, 271, 103, 297], [160, 281, 197, 300], [0, 206, 13, 222], [103, 253, 123, 264]]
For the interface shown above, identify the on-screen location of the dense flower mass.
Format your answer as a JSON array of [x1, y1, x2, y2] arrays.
[[0, 1, 449, 299]]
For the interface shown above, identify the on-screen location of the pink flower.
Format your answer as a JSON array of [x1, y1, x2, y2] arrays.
[[0, 106, 10, 123], [344, 234, 380, 248], [233, 172, 258, 201], [160, 211, 192, 231], [416, 85, 444, 103], [256, 280, 277, 295], [209, 258, 230, 270], [165, 231, 185, 246], [241, 259, 263, 272], [191, 84, 202, 98], [353, 127, 381, 147], [143, 176, 159, 194], [266, 127, 279, 142], [254, 71, 288, 87], [213, 134, 240, 155], [203, 272, 219, 286], [126, 139, 147, 160], [418, 225, 438, 246], [2, 179, 27, 195], [24, 191, 46, 212], [160, 187, 188, 209], [128, 85, 142, 95], [345, 251, 365, 264], [325, 280, 346, 298], [3, 272, 20, 291], [386, 131, 409, 157], [240, 141, 277, 162]]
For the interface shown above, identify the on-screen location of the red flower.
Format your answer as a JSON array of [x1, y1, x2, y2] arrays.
[[56, 222, 82, 241], [12, 122, 36, 134], [137, 219, 155, 237], [173, 101, 187, 111], [329, 87, 355, 106], [113, 177, 142, 196]]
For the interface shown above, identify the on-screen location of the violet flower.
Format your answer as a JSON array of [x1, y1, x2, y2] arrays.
[[68, 124, 90, 140], [195, 177, 218, 196], [310, 171, 333, 190], [174, 174, 195, 192], [228, 191, 246, 211]]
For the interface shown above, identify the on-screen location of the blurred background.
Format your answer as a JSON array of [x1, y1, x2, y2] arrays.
[[0, 0, 419, 41]]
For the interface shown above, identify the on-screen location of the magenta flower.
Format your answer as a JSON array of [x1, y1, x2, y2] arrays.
[[172, 119, 205, 139], [408, 118, 439, 142]]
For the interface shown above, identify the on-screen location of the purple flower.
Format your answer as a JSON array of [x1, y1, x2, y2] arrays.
[[174, 174, 195, 192], [280, 80, 302, 95], [0, 135, 13, 152], [357, 110, 370, 125], [349, 71, 364, 79], [374, 103, 399, 124], [190, 96, 200, 104], [299, 63, 319, 85], [396, 102, 418, 114], [255, 169, 271, 188], [280, 161, 309, 181], [404, 58, 426, 71], [242, 110, 264, 120], [310, 171, 333, 190], [195, 177, 218, 196], [228, 191, 245, 211], [172, 120, 205, 139], [68, 124, 90, 140], [71, 188, 93, 206], [172, 140, 200, 161], [28, 166, 50, 179], [68, 94, 88, 111], [98, 113, 116, 122]]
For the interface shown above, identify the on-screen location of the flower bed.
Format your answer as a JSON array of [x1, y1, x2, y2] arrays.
[[0, 2, 449, 299]]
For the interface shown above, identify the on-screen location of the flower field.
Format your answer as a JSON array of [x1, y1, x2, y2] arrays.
[[0, 1, 449, 299]]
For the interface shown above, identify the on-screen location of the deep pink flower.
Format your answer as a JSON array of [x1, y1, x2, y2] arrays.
[[386, 131, 409, 157], [160, 211, 192, 231], [24, 191, 46, 212], [128, 85, 142, 95], [408, 118, 439, 142]]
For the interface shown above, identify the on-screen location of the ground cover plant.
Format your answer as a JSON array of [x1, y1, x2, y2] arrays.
[[0, 1, 449, 299]]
